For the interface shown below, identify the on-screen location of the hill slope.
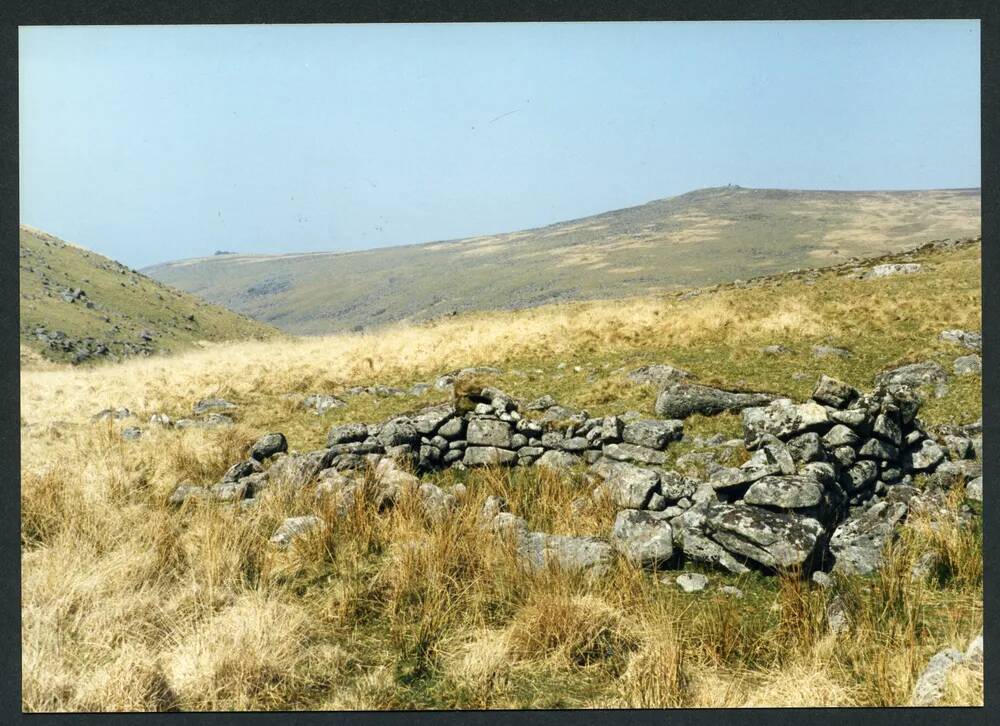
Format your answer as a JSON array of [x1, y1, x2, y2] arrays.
[[22, 238, 982, 710], [143, 186, 981, 335], [19, 225, 282, 365]]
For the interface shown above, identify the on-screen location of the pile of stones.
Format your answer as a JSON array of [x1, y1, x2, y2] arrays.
[[168, 372, 979, 580], [318, 384, 685, 475]]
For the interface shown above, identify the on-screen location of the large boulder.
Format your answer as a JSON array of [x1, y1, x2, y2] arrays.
[[829, 500, 908, 576], [654, 381, 773, 419], [704, 504, 826, 570], [610, 510, 674, 567]]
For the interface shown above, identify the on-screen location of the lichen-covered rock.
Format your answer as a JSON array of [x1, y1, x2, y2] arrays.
[[839, 460, 878, 492], [412, 404, 455, 435], [302, 394, 346, 414], [909, 647, 964, 706], [611, 509, 673, 567], [465, 419, 512, 448], [903, 439, 945, 472], [939, 329, 981, 352], [463, 446, 517, 467], [536, 450, 582, 471], [709, 463, 781, 491], [863, 262, 921, 279], [597, 460, 660, 509], [269, 450, 327, 488], [516, 531, 613, 576], [269, 515, 323, 549], [875, 361, 948, 389], [669, 503, 749, 574], [327, 422, 369, 446], [812, 375, 859, 408], [823, 424, 860, 448], [656, 470, 698, 501], [250, 432, 287, 461], [417, 482, 457, 521], [602, 442, 667, 466], [674, 572, 708, 592], [222, 458, 263, 483], [626, 364, 691, 389], [704, 504, 826, 570], [742, 400, 829, 447], [966, 476, 982, 503], [743, 475, 825, 510], [168, 484, 210, 506], [654, 381, 772, 419], [377, 419, 419, 448], [829, 500, 908, 575], [953, 354, 982, 376], [193, 398, 236, 415], [621, 419, 684, 449]]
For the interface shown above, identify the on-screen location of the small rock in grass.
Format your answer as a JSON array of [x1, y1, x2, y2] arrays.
[[674, 572, 709, 593]]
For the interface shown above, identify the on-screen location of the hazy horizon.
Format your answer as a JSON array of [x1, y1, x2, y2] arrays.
[[20, 21, 981, 268]]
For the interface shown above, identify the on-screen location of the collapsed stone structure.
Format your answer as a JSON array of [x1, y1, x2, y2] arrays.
[[169, 371, 980, 579]]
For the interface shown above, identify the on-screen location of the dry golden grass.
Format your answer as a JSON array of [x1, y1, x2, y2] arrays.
[[20, 242, 982, 710]]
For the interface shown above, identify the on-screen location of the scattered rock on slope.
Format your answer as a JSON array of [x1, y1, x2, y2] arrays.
[[939, 329, 981, 351]]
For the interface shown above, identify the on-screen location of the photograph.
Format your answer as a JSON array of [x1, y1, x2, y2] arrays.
[[18, 19, 983, 711]]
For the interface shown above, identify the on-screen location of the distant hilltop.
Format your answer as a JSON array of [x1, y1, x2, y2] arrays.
[[143, 185, 981, 336]]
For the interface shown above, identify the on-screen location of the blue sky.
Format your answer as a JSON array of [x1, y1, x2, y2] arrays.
[[19, 21, 981, 268]]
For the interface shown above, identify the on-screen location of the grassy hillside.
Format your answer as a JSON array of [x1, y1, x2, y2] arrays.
[[19, 225, 282, 366], [22, 238, 981, 710], [143, 186, 981, 335]]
